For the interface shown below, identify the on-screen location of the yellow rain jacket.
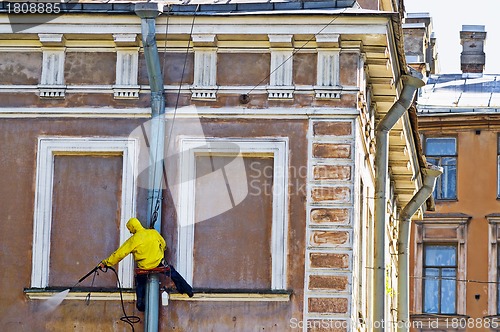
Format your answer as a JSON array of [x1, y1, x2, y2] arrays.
[[102, 217, 166, 270]]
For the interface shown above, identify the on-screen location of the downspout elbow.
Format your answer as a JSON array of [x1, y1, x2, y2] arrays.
[[400, 165, 443, 221], [135, 2, 165, 99], [377, 75, 425, 133]]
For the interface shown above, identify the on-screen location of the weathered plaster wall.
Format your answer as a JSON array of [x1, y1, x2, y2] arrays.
[[0, 117, 308, 331], [411, 125, 500, 330], [0, 52, 42, 85]]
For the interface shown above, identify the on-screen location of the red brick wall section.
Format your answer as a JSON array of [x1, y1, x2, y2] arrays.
[[308, 297, 348, 313], [313, 121, 352, 136], [309, 253, 350, 269], [313, 165, 351, 181], [310, 230, 350, 246], [308, 275, 348, 291], [310, 208, 350, 224], [312, 143, 351, 159], [311, 187, 351, 202]]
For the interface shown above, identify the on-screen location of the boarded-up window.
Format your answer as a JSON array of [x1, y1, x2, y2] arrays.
[[177, 138, 288, 291], [49, 155, 122, 288], [31, 137, 137, 289], [192, 156, 273, 289]]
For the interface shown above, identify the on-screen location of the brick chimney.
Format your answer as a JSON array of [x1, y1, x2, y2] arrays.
[[403, 12, 438, 75], [460, 25, 486, 74]]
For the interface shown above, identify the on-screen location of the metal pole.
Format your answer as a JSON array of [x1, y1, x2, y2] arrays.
[[135, 3, 165, 332], [145, 274, 161, 331]]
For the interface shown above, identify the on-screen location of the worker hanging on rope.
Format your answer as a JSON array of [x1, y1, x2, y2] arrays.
[[99, 217, 166, 312], [99, 217, 193, 312]]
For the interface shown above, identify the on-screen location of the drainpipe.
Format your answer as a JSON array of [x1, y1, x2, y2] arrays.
[[372, 75, 424, 331], [135, 3, 165, 332], [397, 165, 442, 331]]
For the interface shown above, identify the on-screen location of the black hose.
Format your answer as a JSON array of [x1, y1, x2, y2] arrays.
[[78, 265, 140, 331], [106, 266, 141, 332]]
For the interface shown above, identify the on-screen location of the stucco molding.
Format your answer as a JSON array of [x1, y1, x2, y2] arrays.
[[192, 48, 217, 100], [268, 47, 294, 100], [113, 46, 140, 99], [315, 48, 342, 100]]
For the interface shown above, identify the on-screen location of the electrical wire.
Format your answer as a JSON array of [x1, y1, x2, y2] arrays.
[[165, 4, 199, 157], [410, 274, 500, 285], [245, 7, 349, 96]]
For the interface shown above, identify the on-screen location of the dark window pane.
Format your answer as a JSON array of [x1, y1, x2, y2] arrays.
[[441, 157, 457, 199], [425, 246, 456, 266], [441, 268, 457, 314], [424, 268, 439, 313], [426, 138, 456, 156]]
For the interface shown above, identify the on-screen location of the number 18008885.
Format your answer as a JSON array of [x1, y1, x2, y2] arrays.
[[6, 2, 61, 14]]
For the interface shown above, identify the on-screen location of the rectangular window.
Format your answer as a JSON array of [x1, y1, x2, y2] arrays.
[[177, 138, 289, 292], [423, 245, 457, 314], [425, 137, 457, 200], [193, 155, 274, 289], [31, 137, 138, 289]]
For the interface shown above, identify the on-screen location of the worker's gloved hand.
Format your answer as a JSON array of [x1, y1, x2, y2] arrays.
[[98, 262, 107, 270]]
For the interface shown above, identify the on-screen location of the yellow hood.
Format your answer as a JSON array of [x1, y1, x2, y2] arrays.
[[126, 217, 145, 234]]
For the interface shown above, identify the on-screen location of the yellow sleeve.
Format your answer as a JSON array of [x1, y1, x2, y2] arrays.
[[159, 232, 166, 251], [102, 235, 138, 267]]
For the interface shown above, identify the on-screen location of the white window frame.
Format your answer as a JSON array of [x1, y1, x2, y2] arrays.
[[413, 215, 469, 316], [31, 137, 138, 289], [487, 214, 500, 315], [177, 137, 289, 290]]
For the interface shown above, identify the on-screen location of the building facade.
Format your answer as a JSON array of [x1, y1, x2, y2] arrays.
[[0, 1, 429, 331], [406, 17, 500, 331]]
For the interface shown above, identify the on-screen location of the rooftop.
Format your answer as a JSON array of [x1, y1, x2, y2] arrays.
[[417, 74, 500, 114], [0, 0, 359, 15]]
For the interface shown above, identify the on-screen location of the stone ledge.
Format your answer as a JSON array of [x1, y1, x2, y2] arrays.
[[25, 288, 292, 302], [24, 288, 135, 301]]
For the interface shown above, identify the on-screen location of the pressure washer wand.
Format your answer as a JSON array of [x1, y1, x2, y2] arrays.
[[78, 265, 102, 284]]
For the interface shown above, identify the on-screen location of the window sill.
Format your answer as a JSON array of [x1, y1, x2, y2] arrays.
[[172, 289, 292, 302], [435, 199, 458, 203], [25, 288, 292, 302], [24, 288, 135, 301]]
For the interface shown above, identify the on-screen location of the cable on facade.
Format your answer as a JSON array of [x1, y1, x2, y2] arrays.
[[410, 275, 499, 284], [164, 4, 198, 158], [245, 7, 349, 96]]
